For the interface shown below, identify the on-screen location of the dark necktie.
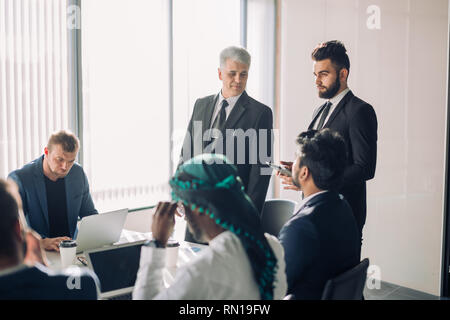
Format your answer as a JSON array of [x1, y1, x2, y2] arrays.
[[316, 101, 332, 130], [212, 99, 229, 131]]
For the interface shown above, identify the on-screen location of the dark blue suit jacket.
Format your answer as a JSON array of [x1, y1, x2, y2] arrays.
[[8, 155, 98, 238], [0, 263, 99, 300], [279, 191, 360, 300]]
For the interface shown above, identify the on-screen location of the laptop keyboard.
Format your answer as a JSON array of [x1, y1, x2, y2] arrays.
[[108, 292, 132, 300]]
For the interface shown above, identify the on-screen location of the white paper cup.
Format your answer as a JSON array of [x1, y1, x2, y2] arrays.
[[59, 240, 77, 268], [165, 239, 180, 267]]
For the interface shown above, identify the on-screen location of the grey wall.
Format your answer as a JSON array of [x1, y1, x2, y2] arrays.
[[278, 0, 449, 295]]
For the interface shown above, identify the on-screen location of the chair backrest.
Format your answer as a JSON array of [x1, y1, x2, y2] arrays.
[[261, 199, 297, 236], [321, 258, 370, 300]]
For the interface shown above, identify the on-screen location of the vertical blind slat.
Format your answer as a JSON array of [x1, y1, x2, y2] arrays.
[[30, 0, 38, 159], [60, 0, 68, 130], [0, 0, 7, 175], [15, 0, 24, 167], [44, 0, 51, 136], [21, 0, 28, 162], [36, 0, 44, 151], [6, 0, 16, 171]]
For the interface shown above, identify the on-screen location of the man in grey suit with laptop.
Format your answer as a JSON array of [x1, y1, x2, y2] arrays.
[[180, 46, 273, 217], [8, 130, 98, 252]]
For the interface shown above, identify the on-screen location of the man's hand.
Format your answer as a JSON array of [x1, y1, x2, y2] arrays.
[[279, 161, 293, 172], [277, 161, 301, 191], [151, 202, 177, 247], [40, 236, 71, 252], [24, 229, 48, 266]]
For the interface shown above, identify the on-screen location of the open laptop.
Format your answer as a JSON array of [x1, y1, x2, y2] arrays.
[[75, 208, 128, 253], [84, 240, 146, 300]]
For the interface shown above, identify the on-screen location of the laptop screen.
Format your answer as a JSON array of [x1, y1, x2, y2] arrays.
[[88, 243, 143, 293]]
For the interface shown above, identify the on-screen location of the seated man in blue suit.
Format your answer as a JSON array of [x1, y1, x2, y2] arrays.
[[0, 179, 99, 300], [8, 130, 98, 251], [278, 129, 360, 300]]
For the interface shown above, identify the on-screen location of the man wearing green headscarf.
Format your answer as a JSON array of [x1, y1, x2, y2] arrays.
[[133, 154, 287, 300]]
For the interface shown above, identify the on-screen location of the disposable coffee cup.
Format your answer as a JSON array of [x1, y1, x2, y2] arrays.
[[165, 239, 180, 267], [59, 240, 77, 268]]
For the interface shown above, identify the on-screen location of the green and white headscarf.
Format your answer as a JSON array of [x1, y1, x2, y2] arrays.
[[170, 154, 278, 300]]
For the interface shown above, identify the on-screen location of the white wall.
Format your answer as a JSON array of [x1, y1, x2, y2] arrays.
[[278, 0, 448, 295]]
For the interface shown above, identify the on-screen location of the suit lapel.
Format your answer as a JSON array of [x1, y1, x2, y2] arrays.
[[33, 156, 49, 229], [202, 94, 219, 128], [64, 171, 78, 238], [308, 90, 354, 130], [324, 90, 354, 128], [224, 91, 249, 130], [292, 191, 339, 217], [308, 102, 328, 130], [201, 94, 219, 150]]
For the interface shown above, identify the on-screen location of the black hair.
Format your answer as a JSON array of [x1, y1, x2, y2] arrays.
[[311, 40, 350, 73], [0, 180, 20, 257], [296, 129, 347, 191]]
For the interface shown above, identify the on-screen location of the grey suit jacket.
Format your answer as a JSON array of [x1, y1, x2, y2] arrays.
[[8, 155, 98, 238], [180, 90, 273, 214]]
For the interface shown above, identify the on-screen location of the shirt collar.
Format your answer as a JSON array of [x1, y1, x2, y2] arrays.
[[329, 87, 350, 106], [295, 190, 329, 214], [219, 91, 243, 109]]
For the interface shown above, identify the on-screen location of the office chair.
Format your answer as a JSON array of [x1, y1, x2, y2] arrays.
[[321, 258, 370, 300], [260, 199, 297, 237]]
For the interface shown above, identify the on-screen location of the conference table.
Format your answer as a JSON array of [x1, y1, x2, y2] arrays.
[[45, 229, 207, 287]]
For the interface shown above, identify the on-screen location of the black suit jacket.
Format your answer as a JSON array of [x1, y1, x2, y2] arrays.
[[180, 91, 273, 214], [279, 191, 360, 300], [308, 90, 378, 234], [0, 263, 99, 300]]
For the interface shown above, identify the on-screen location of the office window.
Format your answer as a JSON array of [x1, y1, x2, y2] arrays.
[[0, 0, 70, 178], [81, 0, 276, 212], [172, 0, 241, 167], [246, 0, 276, 108], [1, 0, 276, 212], [81, 0, 171, 212], [172, 0, 276, 169]]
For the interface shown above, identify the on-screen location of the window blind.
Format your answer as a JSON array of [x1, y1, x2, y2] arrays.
[[0, 0, 70, 178]]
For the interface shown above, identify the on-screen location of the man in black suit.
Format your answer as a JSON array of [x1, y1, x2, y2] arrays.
[[280, 40, 377, 252], [279, 129, 360, 300], [0, 179, 99, 300], [180, 46, 273, 215]]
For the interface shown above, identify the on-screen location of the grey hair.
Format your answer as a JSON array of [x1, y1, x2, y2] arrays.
[[220, 46, 251, 68]]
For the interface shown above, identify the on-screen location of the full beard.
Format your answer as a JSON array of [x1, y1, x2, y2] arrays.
[[292, 175, 302, 190], [186, 214, 206, 243], [319, 77, 340, 99]]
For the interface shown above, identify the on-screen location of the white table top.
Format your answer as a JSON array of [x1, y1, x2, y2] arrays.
[[45, 229, 207, 287]]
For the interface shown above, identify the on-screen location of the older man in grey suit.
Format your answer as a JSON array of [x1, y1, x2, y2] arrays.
[[180, 46, 273, 216]]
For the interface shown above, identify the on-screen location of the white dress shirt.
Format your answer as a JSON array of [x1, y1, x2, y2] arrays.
[[314, 87, 350, 130], [132, 230, 287, 300]]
